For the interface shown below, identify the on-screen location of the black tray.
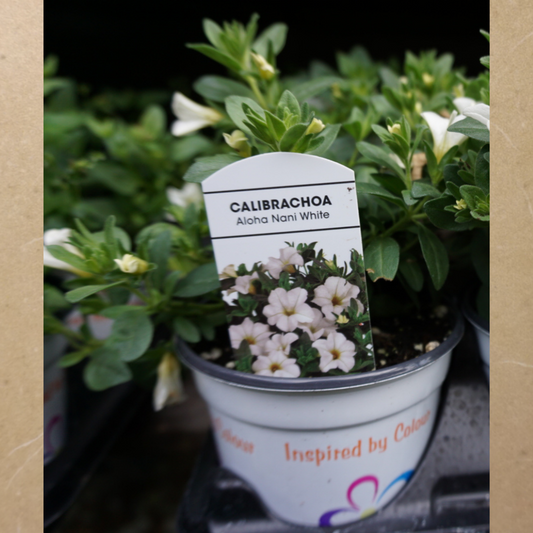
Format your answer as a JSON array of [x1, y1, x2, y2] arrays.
[[176, 326, 489, 533]]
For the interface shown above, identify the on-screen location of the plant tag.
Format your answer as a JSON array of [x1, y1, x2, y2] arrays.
[[202, 153, 375, 376]]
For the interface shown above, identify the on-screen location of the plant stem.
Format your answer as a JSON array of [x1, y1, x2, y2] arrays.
[[348, 146, 359, 168], [246, 76, 268, 109]]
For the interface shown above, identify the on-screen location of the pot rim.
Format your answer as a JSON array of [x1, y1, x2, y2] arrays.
[[462, 288, 489, 334], [178, 310, 464, 392]]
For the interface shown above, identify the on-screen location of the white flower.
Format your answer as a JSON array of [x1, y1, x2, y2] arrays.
[[463, 103, 490, 131], [305, 118, 325, 135], [265, 247, 304, 279], [263, 287, 315, 332], [44, 228, 86, 274], [313, 331, 356, 373], [234, 272, 259, 295], [421, 110, 467, 162], [200, 348, 223, 360], [251, 53, 275, 80], [453, 97, 477, 113], [264, 333, 299, 356], [252, 352, 300, 377], [229, 318, 271, 355], [114, 254, 149, 274], [171, 92, 223, 136], [219, 264, 238, 280], [312, 277, 363, 321], [167, 183, 204, 209], [153, 353, 186, 411], [223, 129, 252, 157], [299, 308, 336, 341]]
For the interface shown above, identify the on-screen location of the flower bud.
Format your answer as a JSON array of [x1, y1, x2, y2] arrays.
[[422, 73, 434, 87], [454, 199, 467, 211], [223, 130, 252, 157], [251, 53, 275, 80], [399, 76, 408, 86], [453, 84, 465, 98], [219, 264, 238, 279], [153, 353, 185, 411], [387, 123, 402, 135], [114, 254, 149, 274], [414, 102, 423, 114], [331, 83, 343, 99], [336, 315, 349, 325], [305, 118, 325, 136]]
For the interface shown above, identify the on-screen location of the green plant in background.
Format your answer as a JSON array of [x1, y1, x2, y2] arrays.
[[44, 15, 489, 404]]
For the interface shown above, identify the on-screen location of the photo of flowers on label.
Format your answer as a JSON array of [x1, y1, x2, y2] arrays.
[[219, 242, 375, 377]]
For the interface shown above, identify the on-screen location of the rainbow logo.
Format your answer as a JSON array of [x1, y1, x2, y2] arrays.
[[319, 470, 414, 526]]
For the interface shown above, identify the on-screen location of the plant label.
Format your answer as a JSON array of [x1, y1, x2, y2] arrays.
[[202, 152, 375, 376]]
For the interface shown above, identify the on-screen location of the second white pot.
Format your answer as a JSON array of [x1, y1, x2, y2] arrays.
[[180, 314, 464, 527]]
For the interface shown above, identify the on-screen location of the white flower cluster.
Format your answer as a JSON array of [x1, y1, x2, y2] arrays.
[[225, 247, 365, 378]]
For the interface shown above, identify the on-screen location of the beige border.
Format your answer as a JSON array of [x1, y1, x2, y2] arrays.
[[0, 1, 43, 532], [1, 1, 531, 531], [491, 1, 533, 532]]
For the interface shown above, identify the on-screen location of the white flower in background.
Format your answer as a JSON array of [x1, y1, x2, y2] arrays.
[[265, 332, 299, 357], [299, 308, 336, 341], [234, 272, 260, 295], [313, 331, 356, 373], [219, 264, 238, 280], [114, 254, 149, 274], [263, 287, 315, 332], [250, 52, 275, 80], [421, 110, 467, 162], [44, 228, 86, 274], [265, 247, 304, 279], [171, 92, 223, 136], [229, 317, 271, 355], [312, 277, 363, 321], [166, 183, 204, 209], [453, 97, 477, 113], [200, 348, 223, 360], [463, 103, 490, 131], [305, 118, 325, 135], [153, 353, 186, 411], [252, 352, 300, 377]]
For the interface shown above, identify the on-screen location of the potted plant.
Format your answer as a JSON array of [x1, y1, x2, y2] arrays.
[[43, 15, 489, 528]]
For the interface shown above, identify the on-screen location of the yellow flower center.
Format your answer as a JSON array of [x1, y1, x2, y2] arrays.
[[283, 308, 295, 316], [244, 336, 256, 345], [269, 363, 282, 372], [331, 349, 341, 360], [331, 295, 342, 306]]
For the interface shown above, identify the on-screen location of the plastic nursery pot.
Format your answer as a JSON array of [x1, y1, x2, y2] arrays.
[[462, 294, 490, 382], [44, 334, 68, 465], [179, 312, 464, 527]]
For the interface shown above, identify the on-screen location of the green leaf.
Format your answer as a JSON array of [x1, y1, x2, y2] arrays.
[[356, 182, 404, 208], [58, 350, 88, 368], [148, 230, 172, 290], [253, 23, 288, 56], [399, 258, 424, 292], [46, 245, 90, 274], [183, 154, 241, 183], [193, 76, 254, 102], [171, 134, 213, 163], [480, 29, 490, 42], [92, 227, 131, 252], [480, 56, 490, 69], [364, 238, 400, 281], [280, 124, 307, 151], [306, 124, 341, 156], [203, 18, 223, 48], [460, 185, 486, 211], [225, 96, 265, 136], [417, 225, 449, 290], [174, 262, 220, 297], [291, 76, 342, 102], [276, 90, 301, 121], [264, 110, 286, 140], [65, 281, 125, 303], [99, 305, 146, 319], [107, 311, 154, 362], [186, 43, 243, 73], [140, 105, 166, 136], [84, 347, 132, 391], [86, 161, 139, 196], [411, 181, 441, 198], [173, 317, 201, 343], [357, 141, 406, 182], [475, 144, 490, 195], [401, 190, 418, 206], [424, 196, 476, 231], [447, 117, 490, 143]]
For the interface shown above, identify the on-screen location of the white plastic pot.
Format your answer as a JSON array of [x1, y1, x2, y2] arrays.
[[44, 334, 68, 465], [462, 296, 490, 382], [179, 314, 464, 527]]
